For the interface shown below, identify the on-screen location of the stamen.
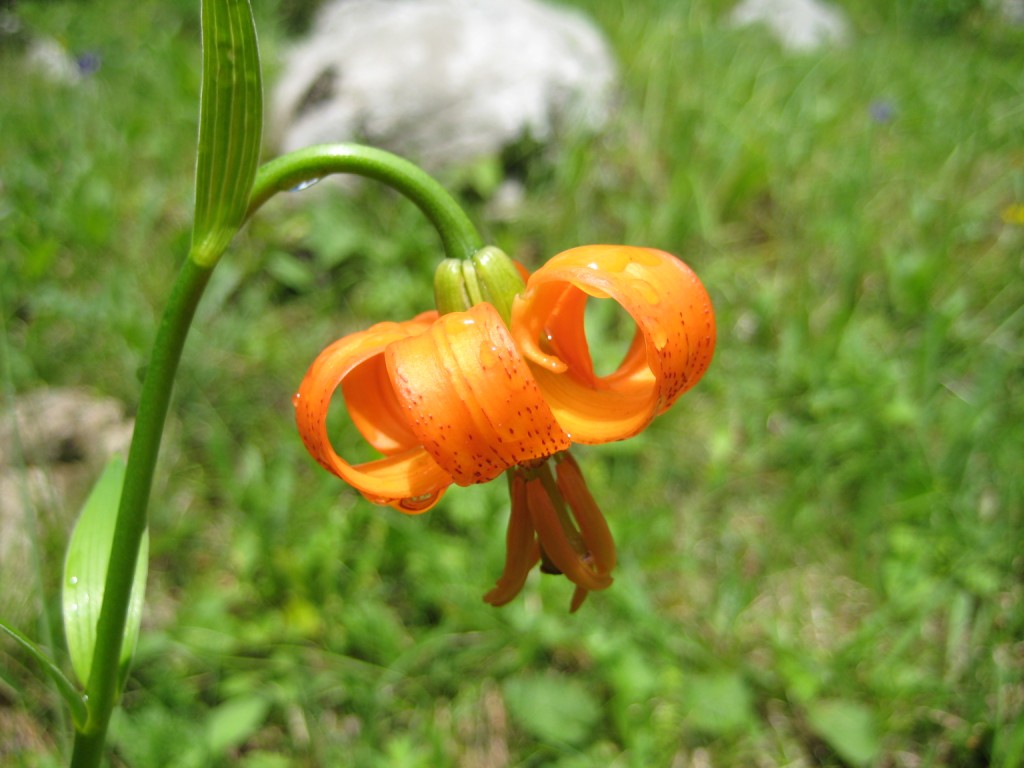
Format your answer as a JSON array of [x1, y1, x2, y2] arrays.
[[526, 462, 611, 592], [554, 452, 616, 574], [539, 548, 563, 575], [483, 470, 540, 606], [569, 585, 589, 613]]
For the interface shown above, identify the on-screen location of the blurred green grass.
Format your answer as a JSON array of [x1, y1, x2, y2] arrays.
[[2, 0, 1023, 766]]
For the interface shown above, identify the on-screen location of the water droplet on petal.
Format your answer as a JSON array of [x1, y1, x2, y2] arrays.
[[400, 490, 442, 512], [596, 250, 630, 272], [634, 281, 660, 305], [648, 322, 668, 350], [479, 342, 499, 368]]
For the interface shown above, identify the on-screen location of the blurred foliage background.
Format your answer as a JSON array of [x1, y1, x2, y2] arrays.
[[1, 0, 1023, 766]]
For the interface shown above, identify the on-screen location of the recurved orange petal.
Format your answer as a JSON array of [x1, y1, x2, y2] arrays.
[[342, 311, 436, 454], [511, 245, 715, 443], [293, 312, 453, 513], [385, 302, 571, 485]]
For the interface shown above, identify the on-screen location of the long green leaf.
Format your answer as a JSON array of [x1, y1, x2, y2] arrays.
[[190, 0, 263, 267], [62, 456, 149, 693], [0, 620, 88, 729]]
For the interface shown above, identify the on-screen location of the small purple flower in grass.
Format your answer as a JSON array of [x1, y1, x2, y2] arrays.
[[869, 100, 897, 124], [76, 52, 102, 77]]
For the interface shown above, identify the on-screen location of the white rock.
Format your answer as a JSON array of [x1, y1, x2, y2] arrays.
[[730, 0, 850, 51], [0, 388, 132, 469], [0, 388, 133, 626], [26, 36, 81, 83], [1000, 0, 1024, 26], [269, 0, 618, 170]]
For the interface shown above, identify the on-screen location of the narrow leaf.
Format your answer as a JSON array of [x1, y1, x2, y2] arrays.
[[63, 456, 149, 692], [0, 620, 88, 728], [190, 0, 263, 267]]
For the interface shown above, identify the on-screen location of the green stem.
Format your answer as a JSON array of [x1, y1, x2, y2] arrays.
[[69, 258, 213, 768], [246, 143, 484, 260], [67, 143, 477, 767]]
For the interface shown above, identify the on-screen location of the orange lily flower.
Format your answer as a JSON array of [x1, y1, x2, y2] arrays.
[[294, 245, 715, 609]]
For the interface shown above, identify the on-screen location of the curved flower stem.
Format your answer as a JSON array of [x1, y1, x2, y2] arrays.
[[67, 144, 480, 768], [246, 143, 484, 260], [69, 258, 212, 768]]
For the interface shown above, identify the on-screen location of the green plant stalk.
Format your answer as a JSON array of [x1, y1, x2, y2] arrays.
[[246, 143, 484, 258], [66, 145, 481, 768], [69, 257, 212, 768]]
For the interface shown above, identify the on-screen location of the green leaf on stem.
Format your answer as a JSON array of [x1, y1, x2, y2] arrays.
[[62, 456, 149, 693], [190, 0, 263, 267], [0, 620, 88, 729]]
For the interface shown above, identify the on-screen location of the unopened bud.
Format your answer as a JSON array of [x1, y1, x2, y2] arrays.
[[433, 246, 525, 322]]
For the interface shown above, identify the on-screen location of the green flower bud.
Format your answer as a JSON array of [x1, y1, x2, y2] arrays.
[[471, 246, 526, 323], [433, 246, 526, 323], [434, 258, 477, 315]]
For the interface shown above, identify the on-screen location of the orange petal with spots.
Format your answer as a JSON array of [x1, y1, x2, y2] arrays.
[[386, 302, 571, 485], [511, 245, 715, 443], [293, 313, 453, 513]]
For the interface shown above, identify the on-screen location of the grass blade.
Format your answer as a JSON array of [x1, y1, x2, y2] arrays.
[[0, 620, 88, 729]]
